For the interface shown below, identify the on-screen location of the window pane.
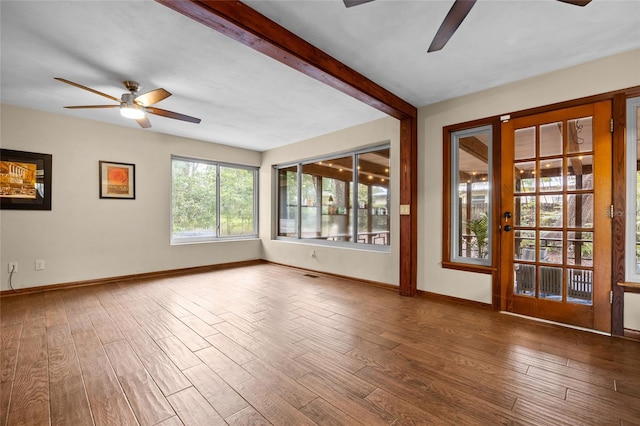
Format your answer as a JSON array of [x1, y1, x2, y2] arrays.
[[567, 231, 593, 266], [515, 161, 536, 193], [539, 266, 563, 300], [540, 194, 563, 228], [514, 195, 535, 227], [322, 176, 350, 241], [300, 169, 320, 239], [277, 166, 298, 237], [171, 159, 217, 242], [356, 149, 390, 245], [219, 166, 255, 236], [567, 193, 593, 228], [452, 126, 491, 263], [514, 230, 536, 261], [567, 117, 593, 154], [539, 122, 563, 157], [539, 158, 562, 192], [515, 127, 535, 160], [567, 155, 593, 190], [275, 146, 390, 247]]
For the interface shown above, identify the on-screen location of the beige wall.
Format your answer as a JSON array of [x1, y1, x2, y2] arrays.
[[419, 49, 640, 327], [0, 104, 262, 291], [260, 117, 400, 286]]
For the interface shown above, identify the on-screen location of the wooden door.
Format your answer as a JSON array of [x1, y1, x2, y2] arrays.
[[500, 101, 612, 332]]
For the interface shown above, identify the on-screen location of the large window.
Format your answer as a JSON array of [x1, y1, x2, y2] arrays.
[[443, 124, 494, 270], [276, 145, 390, 248], [626, 97, 640, 281], [171, 156, 258, 243]]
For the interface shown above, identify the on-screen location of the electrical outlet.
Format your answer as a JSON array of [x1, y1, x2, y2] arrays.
[[8, 262, 18, 273], [35, 260, 45, 270]]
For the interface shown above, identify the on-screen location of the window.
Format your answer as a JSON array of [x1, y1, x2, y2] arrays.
[[443, 124, 494, 270], [276, 145, 390, 248], [171, 156, 258, 243], [626, 96, 640, 281]]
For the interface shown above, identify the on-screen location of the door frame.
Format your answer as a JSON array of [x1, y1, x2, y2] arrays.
[[488, 87, 640, 336]]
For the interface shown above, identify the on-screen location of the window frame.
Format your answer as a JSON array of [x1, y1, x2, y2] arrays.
[[625, 96, 640, 282], [170, 155, 259, 244], [274, 144, 391, 252], [442, 120, 499, 274]]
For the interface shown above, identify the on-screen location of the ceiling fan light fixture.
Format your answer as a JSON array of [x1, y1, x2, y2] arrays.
[[120, 103, 145, 119]]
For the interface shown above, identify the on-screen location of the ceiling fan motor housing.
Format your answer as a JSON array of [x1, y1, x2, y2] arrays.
[[123, 80, 140, 93], [121, 92, 136, 107]]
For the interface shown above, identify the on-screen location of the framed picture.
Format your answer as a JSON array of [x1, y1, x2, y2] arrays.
[[99, 161, 135, 199], [0, 149, 52, 210]]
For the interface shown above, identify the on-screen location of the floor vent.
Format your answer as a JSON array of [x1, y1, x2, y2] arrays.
[[303, 274, 319, 278]]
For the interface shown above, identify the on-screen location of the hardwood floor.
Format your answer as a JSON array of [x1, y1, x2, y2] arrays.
[[1, 263, 639, 425]]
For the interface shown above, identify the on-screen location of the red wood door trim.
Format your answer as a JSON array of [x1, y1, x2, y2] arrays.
[[157, 0, 418, 296]]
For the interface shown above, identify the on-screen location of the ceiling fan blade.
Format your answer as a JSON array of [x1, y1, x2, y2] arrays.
[[428, 0, 477, 53], [343, 0, 375, 7], [556, 0, 592, 6], [63, 105, 119, 109], [145, 107, 201, 124], [54, 77, 121, 103], [134, 88, 172, 107], [136, 115, 152, 128]]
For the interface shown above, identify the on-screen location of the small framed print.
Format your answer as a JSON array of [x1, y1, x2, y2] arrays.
[[99, 161, 135, 199], [0, 149, 52, 210]]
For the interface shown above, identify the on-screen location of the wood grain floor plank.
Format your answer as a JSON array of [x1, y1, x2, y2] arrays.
[[0, 380, 13, 426], [224, 406, 271, 426], [298, 398, 362, 426], [104, 339, 175, 425], [156, 335, 202, 371], [167, 386, 226, 426], [232, 378, 317, 426], [182, 363, 248, 418], [297, 372, 394, 426], [10, 359, 49, 413], [1, 263, 638, 426], [46, 323, 73, 349], [0, 323, 21, 383], [179, 314, 219, 338], [134, 349, 192, 397], [6, 400, 49, 426], [295, 351, 376, 398], [365, 387, 455, 426], [205, 332, 256, 364], [48, 343, 93, 426], [242, 358, 317, 409], [72, 329, 138, 426], [194, 345, 253, 387], [156, 415, 185, 426], [150, 309, 211, 352]]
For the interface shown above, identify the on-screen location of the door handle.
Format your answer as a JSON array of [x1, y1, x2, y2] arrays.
[[504, 211, 512, 220]]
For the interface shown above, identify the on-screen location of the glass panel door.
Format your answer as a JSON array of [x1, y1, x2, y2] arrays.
[[501, 102, 612, 332]]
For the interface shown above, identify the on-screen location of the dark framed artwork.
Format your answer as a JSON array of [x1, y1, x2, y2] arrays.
[[0, 149, 52, 210], [99, 161, 135, 199]]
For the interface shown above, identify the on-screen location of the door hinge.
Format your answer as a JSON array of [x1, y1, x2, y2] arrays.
[[610, 290, 613, 304], [609, 204, 614, 219], [610, 118, 614, 133]]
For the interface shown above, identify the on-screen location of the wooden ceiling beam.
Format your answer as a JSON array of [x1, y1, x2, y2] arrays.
[[157, 0, 418, 296], [157, 0, 416, 120]]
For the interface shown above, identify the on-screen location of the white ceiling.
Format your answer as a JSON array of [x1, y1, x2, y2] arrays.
[[1, 0, 639, 152]]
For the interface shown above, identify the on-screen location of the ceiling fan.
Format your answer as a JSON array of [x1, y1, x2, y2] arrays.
[[54, 77, 201, 128], [343, 0, 592, 52]]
